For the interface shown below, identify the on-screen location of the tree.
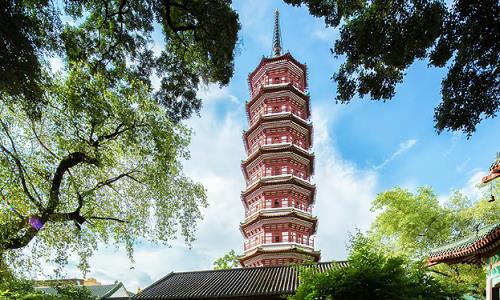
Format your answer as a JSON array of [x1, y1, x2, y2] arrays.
[[369, 186, 499, 297], [0, 0, 240, 274], [284, 0, 499, 136], [0, 0, 240, 122], [290, 234, 464, 300], [0, 64, 206, 274], [213, 249, 239, 270], [0, 278, 97, 300]]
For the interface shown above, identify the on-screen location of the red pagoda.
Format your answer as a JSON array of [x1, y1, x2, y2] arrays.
[[238, 10, 320, 267]]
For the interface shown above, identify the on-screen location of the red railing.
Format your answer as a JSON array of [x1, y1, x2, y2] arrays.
[[247, 172, 310, 185], [244, 236, 314, 251], [245, 205, 312, 217]]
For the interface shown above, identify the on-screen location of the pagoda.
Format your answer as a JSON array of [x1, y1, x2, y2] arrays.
[[238, 10, 320, 267]]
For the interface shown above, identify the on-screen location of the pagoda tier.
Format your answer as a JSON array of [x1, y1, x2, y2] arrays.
[[239, 11, 320, 268]]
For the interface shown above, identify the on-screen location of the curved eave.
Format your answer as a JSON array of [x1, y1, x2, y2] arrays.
[[240, 211, 317, 238], [246, 83, 310, 118], [427, 224, 500, 266], [242, 175, 316, 198], [241, 145, 315, 179], [241, 183, 317, 208], [248, 52, 308, 88], [242, 114, 313, 153], [239, 246, 321, 264]]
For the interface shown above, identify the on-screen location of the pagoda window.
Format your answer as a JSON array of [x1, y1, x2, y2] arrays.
[[282, 232, 289, 242], [265, 199, 271, 208], [265, 232, 272, 243], [274, 77, 280, 83], [273, 137, 279, 143], [274, 235, 280, 243], [274, 168, 280, 175], [273, 199, 280, 208], [273, 106, 279, 112], [281, 136, 287, 143], [281, 166, 287, 174]]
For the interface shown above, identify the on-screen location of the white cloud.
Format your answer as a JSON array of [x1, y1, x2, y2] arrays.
[[438, 169, 488, 204], [374, 139, 417, 170], [312, 104, 378, 260], [460, 169, 487, 201]]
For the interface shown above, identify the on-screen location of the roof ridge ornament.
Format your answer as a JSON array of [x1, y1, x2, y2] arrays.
[[272, 9, 282, 57]]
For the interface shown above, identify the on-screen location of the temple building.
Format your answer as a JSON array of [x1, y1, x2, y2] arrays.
[[427, 157, 500, 300], [238, 10, 320, 267]]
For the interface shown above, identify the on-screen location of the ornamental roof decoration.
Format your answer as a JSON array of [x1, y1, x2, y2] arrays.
[[482, 156, 500, 183], [427, 223, 500, 265], [272, 9, 282, 57]]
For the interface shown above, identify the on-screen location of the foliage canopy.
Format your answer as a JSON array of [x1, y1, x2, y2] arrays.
[[290, 234, 464, 300], [284, 0, 499, 135], [370, 186, 499, 297], [1, 0, 240, 122]]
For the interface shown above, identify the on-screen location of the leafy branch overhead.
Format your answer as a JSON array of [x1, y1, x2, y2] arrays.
[[285, 0, 499, 135], [1, 0, 240, 122]]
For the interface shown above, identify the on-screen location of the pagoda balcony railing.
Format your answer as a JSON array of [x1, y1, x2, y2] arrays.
[[244, 236, 315, 251], [245, 206, 312, 218], [247, 173, 311, 186], [247, 141, 311, 156], [250, 111, 309, 125], [252, 82, 307, 97]]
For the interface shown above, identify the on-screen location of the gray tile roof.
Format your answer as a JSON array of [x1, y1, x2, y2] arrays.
[[134, 261, 347, 300], [36, 282, 127, 299]]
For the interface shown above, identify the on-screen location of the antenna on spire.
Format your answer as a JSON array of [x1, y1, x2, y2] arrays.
[[272, 9, 282, 57]]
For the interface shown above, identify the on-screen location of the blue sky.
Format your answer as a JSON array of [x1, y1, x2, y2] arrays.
[[42, 0, 499, 292]]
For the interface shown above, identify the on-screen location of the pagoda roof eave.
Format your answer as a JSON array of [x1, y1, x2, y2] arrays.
[[240, 210, 318, 237], [242, 175, 316, 197], [242, 145, 315, 176], [239, 246, 321, 264], [244, 112, 312, 138], [248, 52, 308, 86], [246, 83, 310, 114]]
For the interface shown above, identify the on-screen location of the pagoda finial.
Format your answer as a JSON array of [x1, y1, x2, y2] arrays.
[[272, 9, 282, 57]]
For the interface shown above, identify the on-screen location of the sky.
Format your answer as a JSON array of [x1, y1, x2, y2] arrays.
[[41, 0, 499, 292]]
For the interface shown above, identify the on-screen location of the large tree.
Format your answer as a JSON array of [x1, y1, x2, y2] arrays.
[[0, 65, 206, 273], [369, 186, 499, 297], [0, 0, 240, 274], [284, 0, 499, 136]]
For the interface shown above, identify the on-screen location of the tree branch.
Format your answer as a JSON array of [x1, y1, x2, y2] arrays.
[[47, 152, 98, 213]]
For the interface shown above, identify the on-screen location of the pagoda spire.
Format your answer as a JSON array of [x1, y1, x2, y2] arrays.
[[272, 9, 282, 57]]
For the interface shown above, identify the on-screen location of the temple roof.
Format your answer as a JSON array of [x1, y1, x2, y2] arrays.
[[427, 223, 500, 265], [134, 261, 345, 300]]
